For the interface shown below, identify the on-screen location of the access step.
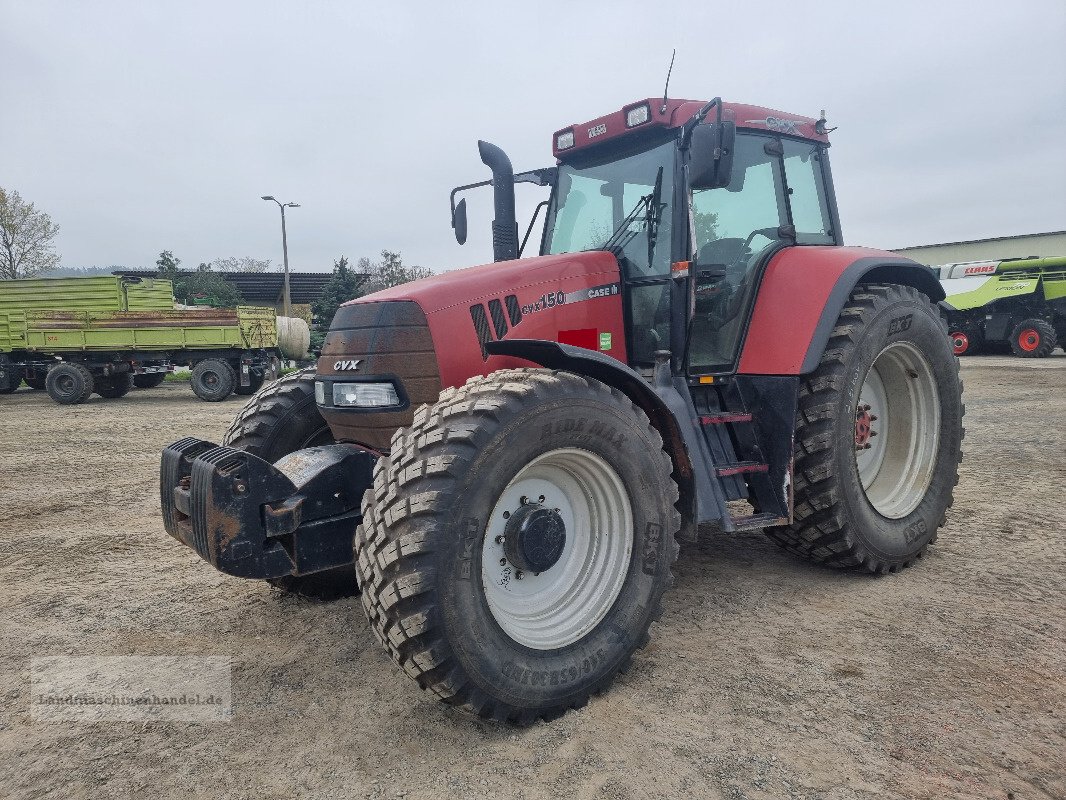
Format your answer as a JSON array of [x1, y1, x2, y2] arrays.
[[715, 461, 769, 477], [699, 412, 753, 425], [731, 513, 789, 531]]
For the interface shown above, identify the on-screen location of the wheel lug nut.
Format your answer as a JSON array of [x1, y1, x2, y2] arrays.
[[495, 535, 505, 544], [503, 511, 510, 519], [869, 415, 878, 421], [499, 558, 507, 566], [863, 443, 872, 449], [538, 495, 545, 503], [515, 571, 524, 580], [870, 431, 878, 437]]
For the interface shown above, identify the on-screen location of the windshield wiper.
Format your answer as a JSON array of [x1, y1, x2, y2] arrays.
[[599, 194, 651, 254], [646, 167, 665, 267]]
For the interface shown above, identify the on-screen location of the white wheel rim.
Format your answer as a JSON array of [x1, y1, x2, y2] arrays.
[[854, 342, 941, 519], [480, 448, 633, 650]]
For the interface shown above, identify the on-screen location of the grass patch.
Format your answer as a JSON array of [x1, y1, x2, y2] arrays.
[[164, 372, 191, 382]]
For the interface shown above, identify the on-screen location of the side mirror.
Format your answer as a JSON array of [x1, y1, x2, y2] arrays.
[[689, 122, 736, 190], [452, 197, 468, 245]]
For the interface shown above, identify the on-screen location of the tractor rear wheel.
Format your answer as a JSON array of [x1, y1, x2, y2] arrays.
[[133, 373, 166, 389], [767, 284, 964, 573], [223, 367, 352, 599], [1009, 318, 1056, 358], [95, 373, 133, 399], [191, 359, 236, 401], [356, 369, 681, 724], [46, 363, 94, 405]]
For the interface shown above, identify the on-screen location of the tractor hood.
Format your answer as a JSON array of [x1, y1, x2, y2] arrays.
[[318, 250, 628, 451], [342, 250, 620, 314]]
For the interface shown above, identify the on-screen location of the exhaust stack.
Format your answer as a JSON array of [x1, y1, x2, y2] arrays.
[[477, 140, 518, 262]]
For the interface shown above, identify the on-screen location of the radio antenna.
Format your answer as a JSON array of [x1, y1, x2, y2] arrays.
[[660, 49, 676, 114]]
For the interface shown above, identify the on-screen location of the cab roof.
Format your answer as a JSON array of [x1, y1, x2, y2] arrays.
[[551, 98, 829, 160]]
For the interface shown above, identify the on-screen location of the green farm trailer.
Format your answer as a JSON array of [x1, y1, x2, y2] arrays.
[[0, 275, 282, 404], [937, 256, 1066, 357]]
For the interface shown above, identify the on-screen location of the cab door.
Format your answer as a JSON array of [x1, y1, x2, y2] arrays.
[[687, 133, 836, 374]]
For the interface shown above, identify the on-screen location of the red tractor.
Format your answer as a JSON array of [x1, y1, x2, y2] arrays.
[[161, 96, 963, 724]]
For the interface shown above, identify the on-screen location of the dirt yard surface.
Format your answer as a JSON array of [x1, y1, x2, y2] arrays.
[[1, 354, 1063, 800]]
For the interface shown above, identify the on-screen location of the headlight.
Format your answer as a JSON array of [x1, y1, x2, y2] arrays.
[[332, 382, 399, 408], [625, 104, 650, 127], [314, 380, 326, 404], [555, 130, 575, 150]]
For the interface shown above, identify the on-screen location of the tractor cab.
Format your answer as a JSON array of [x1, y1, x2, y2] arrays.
[[453, 98, 841, 375]]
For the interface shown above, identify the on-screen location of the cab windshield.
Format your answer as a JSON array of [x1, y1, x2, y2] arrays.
[[542, 140, 675, 278]]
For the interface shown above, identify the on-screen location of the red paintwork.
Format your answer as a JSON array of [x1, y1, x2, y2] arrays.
[[343, 251, 626, 389], [553, 98, 829, 159], [737, 246, 903, 375]]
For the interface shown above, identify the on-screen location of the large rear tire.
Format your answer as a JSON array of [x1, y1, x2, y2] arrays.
[[223, 367, 352, 600], [356, 369, 681, 724], [191, 359, 236, 401], [1009, 318, 1056, 358], [767, 284, 964, 573], [46, 363, 94, 405]]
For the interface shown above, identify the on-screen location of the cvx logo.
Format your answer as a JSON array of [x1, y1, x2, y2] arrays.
[[333, 359, 362, 371]]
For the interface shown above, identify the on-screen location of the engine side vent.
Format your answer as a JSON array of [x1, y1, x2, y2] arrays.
[[488, 298, 508, 339], [505, 294, 522, 326], [470, 303, 493, 359]]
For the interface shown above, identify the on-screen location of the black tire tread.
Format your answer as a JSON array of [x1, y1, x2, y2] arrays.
[[223, 367, 328, 457], [46, 363, 94, 405], [766, 284, 964, 574], [1009, 318, 1056, 358], [355, 368, 681, 725]]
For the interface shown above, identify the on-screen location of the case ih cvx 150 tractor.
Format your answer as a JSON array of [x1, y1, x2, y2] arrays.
[[161, 97, 963, 723]]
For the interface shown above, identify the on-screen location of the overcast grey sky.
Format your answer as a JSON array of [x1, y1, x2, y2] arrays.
[[3, 0, 1064, 273]]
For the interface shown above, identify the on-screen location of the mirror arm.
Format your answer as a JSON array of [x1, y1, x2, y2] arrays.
[[514, 167, 558, 187], [518, 200, 550, 258], [680, 97, 723, 148], [449, 179, 494, 217]]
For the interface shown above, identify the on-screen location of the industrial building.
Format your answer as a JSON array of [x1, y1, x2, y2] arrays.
[[893, 231, 1066, 266]]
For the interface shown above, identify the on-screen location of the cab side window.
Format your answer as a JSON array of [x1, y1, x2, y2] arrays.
[[781, 139, 834, 245]]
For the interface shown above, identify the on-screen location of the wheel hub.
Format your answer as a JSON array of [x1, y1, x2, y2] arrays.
[[1018, 329, 1039, 352], [503, 502, 566, 573], [854, 404, 877, 450]]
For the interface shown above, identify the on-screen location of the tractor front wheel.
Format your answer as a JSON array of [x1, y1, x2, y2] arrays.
[[1009, 318, 1056, 358], [356, 369, 681, 724], [768, 284, 964, 573]]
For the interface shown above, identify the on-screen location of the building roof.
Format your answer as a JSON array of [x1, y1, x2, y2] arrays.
[[113, 269, 340, 305], [893, 230, 1066, 251]]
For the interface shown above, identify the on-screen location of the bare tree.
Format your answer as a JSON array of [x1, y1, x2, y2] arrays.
[[210, 256, 272, 273], [0, 187, 61, 279]]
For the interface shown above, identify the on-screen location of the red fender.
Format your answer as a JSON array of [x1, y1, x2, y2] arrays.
[[737, 246, 944, 375]]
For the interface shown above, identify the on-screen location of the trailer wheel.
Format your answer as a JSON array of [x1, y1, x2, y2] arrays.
[[133, 373, 166, 389], [223, 367, 351, 599], [95, 373, 133, 399], [1009, 318, 1056, 358], [46, 363, 95, 405], [767, 284, 964, 573], [191, 359, 236, 401], [356, 369, 681, 724]]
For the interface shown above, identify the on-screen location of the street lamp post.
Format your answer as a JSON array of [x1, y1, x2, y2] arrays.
[[261, 196, 300, 319]]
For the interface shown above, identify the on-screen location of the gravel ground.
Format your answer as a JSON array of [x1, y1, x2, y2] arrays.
[[1, 354, 1063, 800]]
